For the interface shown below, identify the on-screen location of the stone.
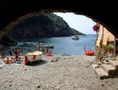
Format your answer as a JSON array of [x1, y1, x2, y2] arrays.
[[92, 64, 99, 69], [0, 66, 2, 69], [88, 76, 92, 78], [95, 68, 109, 79], [117, 87, 118, 90], [24, 69, 27, 71], [9, 84, 12, 87], [21, 85, 23, 87], [100, 83, 104, 86], [55, 86, 60, 90], [37, 85, 41, 88], [103, 60, 109, 64], [108, 83, 111, 86], [101, 64, 115, 75]]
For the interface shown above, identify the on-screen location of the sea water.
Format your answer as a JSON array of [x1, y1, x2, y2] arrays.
[[5, 34, 96, 56]]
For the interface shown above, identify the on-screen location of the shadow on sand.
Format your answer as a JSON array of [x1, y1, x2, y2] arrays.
[[110, 73, 118, 79], [26, 60, 47, 66]]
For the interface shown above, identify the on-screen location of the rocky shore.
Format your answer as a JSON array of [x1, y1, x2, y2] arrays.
[[0, 55, 118, 90]]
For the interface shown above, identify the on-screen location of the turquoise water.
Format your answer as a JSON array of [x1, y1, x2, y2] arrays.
[[14, 34, 96, 55]]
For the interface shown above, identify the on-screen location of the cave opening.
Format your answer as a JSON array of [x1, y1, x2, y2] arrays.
[[0, 10, 118, 89], [0, 12, 98, 56]]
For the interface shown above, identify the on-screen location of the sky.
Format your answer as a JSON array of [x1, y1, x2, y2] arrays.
[[54, 12, 96, 34]]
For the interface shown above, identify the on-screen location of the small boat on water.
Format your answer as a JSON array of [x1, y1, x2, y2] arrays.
[[17, 42, 35, 47], [72, 35, 79, 40], [85, 50, 94, 56], [84, 46, 94, 56], [39, 43, 54, 48], [17, 42, 54, 48], [33, 42, 54, 48]]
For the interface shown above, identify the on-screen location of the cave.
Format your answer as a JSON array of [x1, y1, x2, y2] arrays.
[[0, 0, 118, 39]]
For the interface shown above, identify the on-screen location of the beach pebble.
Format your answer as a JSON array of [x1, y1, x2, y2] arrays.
[[55, 86, 60, 90], [21, 84, 23, 87], [100, 83, 104, 86], [9, 84, 12, 87], [88, 76, 92, 78], [0, 55, 116, 90], [108, 83, 111, 86], [117, 87, 118, 90], [0, 66, 2, 69], [85, 65, 90, 68], [105, 81, 108, 83], [24, 68, 27, 71], [37, 85, 41, 88], [91, 64, 98, 69]]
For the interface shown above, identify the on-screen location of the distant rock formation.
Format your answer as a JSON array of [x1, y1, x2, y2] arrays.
[[8, 13, 84, 39]]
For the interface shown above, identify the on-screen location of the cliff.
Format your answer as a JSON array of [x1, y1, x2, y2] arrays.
[[8, 13, 84, 39]]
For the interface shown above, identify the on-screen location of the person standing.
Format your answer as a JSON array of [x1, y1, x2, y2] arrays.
[[14, 48, 18, 61], [36, 46, 39, 51], [1, 47, 4, 57], [8, 48, 13, 56]]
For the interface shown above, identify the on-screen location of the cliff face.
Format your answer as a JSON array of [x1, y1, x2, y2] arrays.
[[8, 13, 84, 39]]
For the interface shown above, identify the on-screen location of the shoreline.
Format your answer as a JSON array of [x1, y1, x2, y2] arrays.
[[0, 54, 118, 90]]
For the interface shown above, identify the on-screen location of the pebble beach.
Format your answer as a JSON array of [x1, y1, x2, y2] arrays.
[[0, 55, 118, 90]]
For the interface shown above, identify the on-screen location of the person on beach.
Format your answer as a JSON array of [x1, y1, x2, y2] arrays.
[[0, 47, 5, 57], [14, 48, 19, 61], [17, 48, 21, 56], [8, 48, 13, 56], [36, 46, 39, 51], [46, 48, 49, 53]]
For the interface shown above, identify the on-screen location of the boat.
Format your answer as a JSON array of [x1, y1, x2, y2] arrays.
[[17, 42, 35, 47], [85, 50, 94, 56], [84, 46, 94, 56], [39, 43, 54, 48], [72, 35, 79, 40], [24, 51, 43, 65]]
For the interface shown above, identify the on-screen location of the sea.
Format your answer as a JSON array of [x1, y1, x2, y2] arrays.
[[5, 34, 96, 55], [48, 34, 97, 55]]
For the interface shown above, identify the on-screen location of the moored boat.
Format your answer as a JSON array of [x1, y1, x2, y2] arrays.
[[24, 51, 43, 65], [38, 43, 54, 48], [72, 35, 79, 40], [84, 46, 94, 56], [85, 50, 94, 56]]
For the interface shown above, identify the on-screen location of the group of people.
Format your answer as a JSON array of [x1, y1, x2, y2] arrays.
[[2, 45, 53, 64], [8, 48, 21, 61], [3, 47, 21, 64]]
